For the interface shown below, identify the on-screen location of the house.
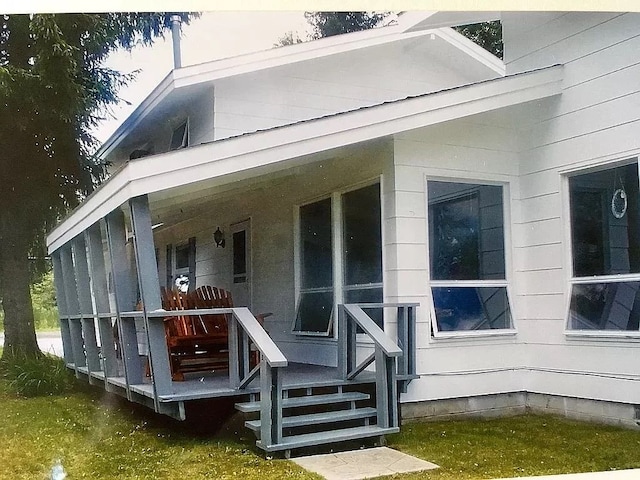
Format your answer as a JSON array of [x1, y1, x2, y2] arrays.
[[46, 11, 640, 455]]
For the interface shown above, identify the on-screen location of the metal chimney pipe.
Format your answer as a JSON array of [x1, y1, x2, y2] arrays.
[[170, 14, 182, 69]]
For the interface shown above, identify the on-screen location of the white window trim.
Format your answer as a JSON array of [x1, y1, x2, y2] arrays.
[[426, 177, 517, 339], [292, 177, 384, 337], [563, 157, 640, 339], [172, 241, 192, 292], [292, 194, 334, 337]]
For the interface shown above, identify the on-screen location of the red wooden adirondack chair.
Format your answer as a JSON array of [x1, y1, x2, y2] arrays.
[[160, 286, 271, 381]]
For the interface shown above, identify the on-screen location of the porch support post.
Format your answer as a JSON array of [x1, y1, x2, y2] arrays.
[[337, 305, 356, 380], [105, 208, 142, 396], [51, 250, 73, 365], [375, 347, 398, 429], [407, 306, 416, 377], [260, 361, 283, 449], [72, 235, 101, 378], [129, 195, 172, 403], [85, 223, 119, 379], [396, 305, 417, 392], [228, 313, 240, 388], [337, 305, 347, 379], [59, 244, 85, 376]]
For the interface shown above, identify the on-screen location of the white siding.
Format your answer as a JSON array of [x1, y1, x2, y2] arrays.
[[152, 142, 391, 365], [106, 87, 215, 170], [390, 116, 524, 402], [213, 38, 493, 141], [506, 12, 640, 404]]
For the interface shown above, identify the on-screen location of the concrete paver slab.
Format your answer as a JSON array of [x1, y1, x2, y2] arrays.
[[291, 447, 438, 480]]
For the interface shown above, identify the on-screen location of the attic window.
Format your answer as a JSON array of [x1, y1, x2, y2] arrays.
[[170, 120, 189, 150]]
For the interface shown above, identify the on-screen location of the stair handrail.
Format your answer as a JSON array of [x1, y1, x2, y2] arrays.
[[338, 304, 402, 429], [229, 307, 287, 451], [347, 302, 418, 388], [338, 304, 402, 379], [228, 307, 287, 390]]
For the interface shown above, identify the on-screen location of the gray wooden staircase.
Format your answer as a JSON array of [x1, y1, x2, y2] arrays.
[[232, 304, 416, 456], [236, 384, 399, 455]]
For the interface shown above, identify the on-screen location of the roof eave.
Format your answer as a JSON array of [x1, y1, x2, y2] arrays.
[[96, 70, 176, 160], [48, 65, 563, 253]]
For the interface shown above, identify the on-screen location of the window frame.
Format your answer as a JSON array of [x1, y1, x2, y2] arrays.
[[171, 238, 195, 293], [426, 177, 516, 339], [292, 178, 384, 337], [564, 158, 640, 339], [170, 119, 189, 151], [293, 193, 335, 336]]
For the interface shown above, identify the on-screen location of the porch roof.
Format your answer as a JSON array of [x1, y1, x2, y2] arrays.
[[47, 64, 563, 253]]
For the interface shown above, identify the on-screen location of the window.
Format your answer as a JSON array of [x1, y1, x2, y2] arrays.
[[293, 198, 334, 335], [342, 183, 383, 327], [567, 162, 640, 333], [170, 120, 188, 150], [428, 180, 513, 334], [233, 230, 247, 284], [169, 238, 195, 293], [293, 182, 384, 335]]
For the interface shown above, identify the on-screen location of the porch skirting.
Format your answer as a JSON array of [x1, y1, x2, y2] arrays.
[[400, 392, 640, 430]]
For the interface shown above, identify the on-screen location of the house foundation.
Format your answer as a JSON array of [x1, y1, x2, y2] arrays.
[[402, 392, 640, 430]]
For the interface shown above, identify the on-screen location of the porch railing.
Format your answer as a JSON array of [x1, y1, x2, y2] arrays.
[[338, 304, 405, 429], [60, 306, 287, 422]]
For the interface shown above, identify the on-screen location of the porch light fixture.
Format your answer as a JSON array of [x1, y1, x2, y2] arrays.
[[214, 227, 225, 248]]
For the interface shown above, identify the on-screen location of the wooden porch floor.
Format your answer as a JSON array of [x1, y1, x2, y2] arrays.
[[74, 362, 376, 403]]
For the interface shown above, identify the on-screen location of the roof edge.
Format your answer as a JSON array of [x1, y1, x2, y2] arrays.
[[48, 65, 563, 253]]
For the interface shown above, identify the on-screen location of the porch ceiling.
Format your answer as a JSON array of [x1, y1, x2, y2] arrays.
[[146, 139, 389, 229], [47, 64, 563, 253]]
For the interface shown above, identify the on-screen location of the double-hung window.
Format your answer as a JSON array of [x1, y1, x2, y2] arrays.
[[427, 180, 514, 335], [293, 183, 383, 335], [293, 198, 334, 335], [567, 161, 640, 333], [342, 184, 383, 326]]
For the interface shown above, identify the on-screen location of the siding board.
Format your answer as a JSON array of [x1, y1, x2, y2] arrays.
[[506, 12, 627, 71]]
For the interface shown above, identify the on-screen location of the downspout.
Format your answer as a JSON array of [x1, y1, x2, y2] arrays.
[[170, 14, 182, 69]]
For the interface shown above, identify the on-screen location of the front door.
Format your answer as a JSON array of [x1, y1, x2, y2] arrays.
[[230, 220, 251, 308]]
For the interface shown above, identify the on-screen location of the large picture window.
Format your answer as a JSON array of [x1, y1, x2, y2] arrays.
[[342, 183, 383, 327], [567, 162, 640, 333], [428, 180, 513, 335], [293, 198, 334, 335], [293, 182, 383, 335]]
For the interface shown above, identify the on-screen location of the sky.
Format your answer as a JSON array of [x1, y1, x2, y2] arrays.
[[95, 11, 311, 143]]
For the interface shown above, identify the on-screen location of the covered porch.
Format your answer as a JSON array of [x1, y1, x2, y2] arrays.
[[46, 138, 417, 454]]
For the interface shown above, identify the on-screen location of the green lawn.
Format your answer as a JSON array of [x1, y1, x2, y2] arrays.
[[389, 415, 640, 479], [1, 371, 639, 480]]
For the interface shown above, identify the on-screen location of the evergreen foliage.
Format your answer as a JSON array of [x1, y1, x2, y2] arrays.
[[0, 13, 197, 359], [304, 12, 389, 39], [275, 12, 503, 60], [455, 21, 503, 58]]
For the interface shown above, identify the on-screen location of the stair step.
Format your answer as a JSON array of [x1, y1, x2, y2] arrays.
[[245, 407, 377, 431], [235, 391, 370, 413], [256, 425, 400, 452]]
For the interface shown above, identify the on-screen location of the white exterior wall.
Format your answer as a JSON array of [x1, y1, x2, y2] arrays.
[[504, 12, 640, 405], [390, 117, 525, 403], [152, 142, 391, 365], [107, 87, 215, 169], [213, 40, 489, 141]]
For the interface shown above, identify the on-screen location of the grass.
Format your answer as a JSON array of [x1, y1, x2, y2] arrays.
[[0, 352, 74, 397], [388, 415, 640, 479], [0, 361, 639, 479]]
